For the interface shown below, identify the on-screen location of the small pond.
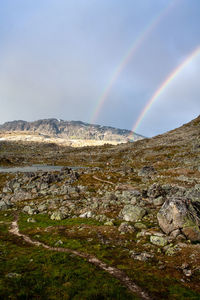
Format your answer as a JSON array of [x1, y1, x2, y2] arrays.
[[0, 164, 67, 173]]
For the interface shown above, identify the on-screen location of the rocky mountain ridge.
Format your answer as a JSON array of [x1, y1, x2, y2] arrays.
[[0, 119, 143, 144]]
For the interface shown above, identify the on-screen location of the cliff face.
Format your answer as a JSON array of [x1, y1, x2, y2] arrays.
[[0, 119, 144, 142]]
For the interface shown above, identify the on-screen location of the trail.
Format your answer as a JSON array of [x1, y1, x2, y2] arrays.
[[9, 217, 151, 300], [93, 175, 115, 185], [93, 175, 137, 191]]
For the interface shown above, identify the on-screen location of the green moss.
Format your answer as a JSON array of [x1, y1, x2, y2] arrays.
[[18, 213, 102, 231], [169, 284, 200, 299]]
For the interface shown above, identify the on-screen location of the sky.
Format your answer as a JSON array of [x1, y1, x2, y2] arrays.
[[0, 0, 200, 137]]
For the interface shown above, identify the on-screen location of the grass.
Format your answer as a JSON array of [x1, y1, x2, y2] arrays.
[[14, 213, 200, 299], [0, 217, 138, 300], [18, 213, 102, 231]]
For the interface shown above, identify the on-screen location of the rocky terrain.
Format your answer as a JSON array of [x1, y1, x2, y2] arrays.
[[0, 119, 144, 147], [0, 116, 200, 299]]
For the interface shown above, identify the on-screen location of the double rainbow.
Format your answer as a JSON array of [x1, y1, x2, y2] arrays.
[[131, 45, 200, 135], [90, 0, 180, 124]]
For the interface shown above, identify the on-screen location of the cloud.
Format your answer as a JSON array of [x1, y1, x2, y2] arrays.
[[0, 0, 199, 136]]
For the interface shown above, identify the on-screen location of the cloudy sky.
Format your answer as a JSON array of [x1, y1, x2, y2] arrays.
[[0, 0, 200, 137]]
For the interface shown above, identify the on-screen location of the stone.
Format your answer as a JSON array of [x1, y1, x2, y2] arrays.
[[27, 217, 36, 223], [176, 234, 186, 242], [157, 198, 200, 241], [79, 211, 92, 218], [182, 226, 200, 242], [22, 206, 34, 215], [104, 220, 114, 226], [150, 235, 168, 247], [147, 183, 165, 199], [134, 222, 147, 230], [153, 196, 164, 206], [138, 166, 156, 176], [120, 205, 146, 222], [95, 214, 107, 222], [40, 183, 49, 190], [6, 273, 21, 279], [13, 182, 21, 189], [165, 245, 179, 256], [130, 251, 154, 261], [118, 222, 135, 233], [0, 200, 10, 210], [169, 229, 181, 239], [183, 269, 192, 277], [50, 211, 67, 220], [3, 187, 12, 193], [38, 203, 47, 212], [55, 240, 63, 246]]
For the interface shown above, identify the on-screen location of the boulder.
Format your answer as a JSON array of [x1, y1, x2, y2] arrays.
[[120, 205, 146, 222], [150, 235, 168, 247], [157, 198, 200, 242]]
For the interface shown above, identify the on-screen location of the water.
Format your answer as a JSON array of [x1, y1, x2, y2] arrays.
[[0, 164, 66, 173]]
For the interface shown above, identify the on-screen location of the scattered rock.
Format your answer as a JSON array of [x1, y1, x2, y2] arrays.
[[22, 206, 35, 215], [38, 203, 48, 212], [0, 200, 11, 210], [118, 222, 135, 233], [183, 269, 192, 277], [134, 222, 147, 230], [150, 235, 168, 247], [104, 220, 114, 226], [153, 196, 164, 206], [138, 166, 156, 176], [120, 205, 146, 222], [148, 183, 166, 199], [79, 211, 92, 218], [55, 240, 63, 246], [27, 217, 36, 223], [130, 251, 154, 261], [50, 211, 67, 220], [6, 273, 21, 279]]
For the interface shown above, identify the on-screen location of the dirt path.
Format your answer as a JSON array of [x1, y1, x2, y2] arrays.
[[93, 175, 115, 185], [93, 175, 138, 191], [9, 217, 151, 300]]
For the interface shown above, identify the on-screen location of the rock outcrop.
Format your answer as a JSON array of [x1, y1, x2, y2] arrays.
[[157, 198, 200, 242]]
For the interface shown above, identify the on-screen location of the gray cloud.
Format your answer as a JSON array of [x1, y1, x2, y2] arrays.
[[0, 0, 199, 136]]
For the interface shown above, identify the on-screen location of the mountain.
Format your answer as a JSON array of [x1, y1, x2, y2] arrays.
[[0, 119, 144, 146]]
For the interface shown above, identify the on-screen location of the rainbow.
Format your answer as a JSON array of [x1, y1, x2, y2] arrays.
[[131, 45, 200, 135], [90, 0, 180, 124]]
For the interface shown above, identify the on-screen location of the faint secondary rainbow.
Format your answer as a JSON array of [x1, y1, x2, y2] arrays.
[[90, 0, 180, 124], [131, 45, 200, 135]]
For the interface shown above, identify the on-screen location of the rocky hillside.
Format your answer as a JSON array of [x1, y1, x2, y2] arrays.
[[0, 115, 200, 299], [0, 119, 143, 143]]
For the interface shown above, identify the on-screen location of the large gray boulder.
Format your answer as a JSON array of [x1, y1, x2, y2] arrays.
[[157, 198, 200, 242]]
